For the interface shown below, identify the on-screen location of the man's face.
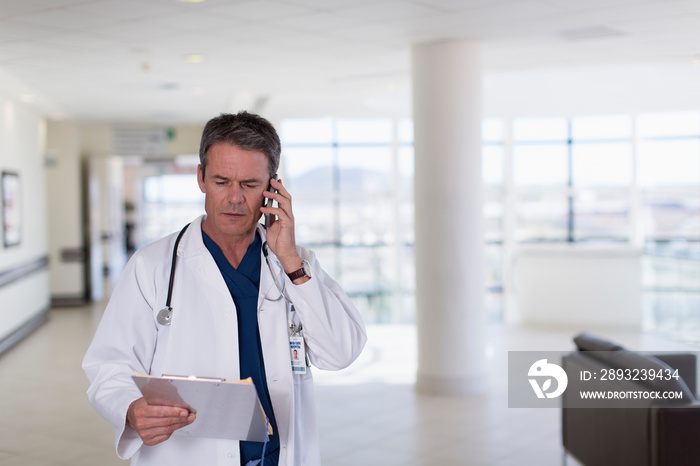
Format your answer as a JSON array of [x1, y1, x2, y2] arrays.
[[198, 143, 269, 243]]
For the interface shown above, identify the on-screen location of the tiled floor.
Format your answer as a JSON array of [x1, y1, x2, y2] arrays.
[[0, 304, 698, 465]]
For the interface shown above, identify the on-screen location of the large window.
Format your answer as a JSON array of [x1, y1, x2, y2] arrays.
[[280, 119, 414, 324], [265, 113, 700, 338], [483, 119, 505, 322], [511, 116, 633, 243], [637, 112, 700, 342], [129, 160, 204, 250], [496, 112, 699, 341]]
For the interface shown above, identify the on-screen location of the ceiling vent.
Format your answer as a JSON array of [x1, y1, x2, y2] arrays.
[[558, 26, 625, 41]]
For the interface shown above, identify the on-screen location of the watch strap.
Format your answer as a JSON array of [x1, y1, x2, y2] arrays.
[[287, 261, 310, 281]]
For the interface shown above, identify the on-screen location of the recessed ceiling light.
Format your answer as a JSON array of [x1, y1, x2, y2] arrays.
[[185, 54, 206, 63], [179, 0, 207, 3], [192, 86, 204, 95]]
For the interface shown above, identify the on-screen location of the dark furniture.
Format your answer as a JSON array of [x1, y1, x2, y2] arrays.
[[562, 333, 700, 466]]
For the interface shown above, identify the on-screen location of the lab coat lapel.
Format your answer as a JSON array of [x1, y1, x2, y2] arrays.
[[166, 215, 241, 380], [179, 215, 233, 309]]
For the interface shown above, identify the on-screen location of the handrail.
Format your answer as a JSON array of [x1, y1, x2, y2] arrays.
[[0, 256, 49, 289]]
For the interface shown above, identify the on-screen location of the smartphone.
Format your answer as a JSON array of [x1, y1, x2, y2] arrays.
[[264, 174, 278, 228]]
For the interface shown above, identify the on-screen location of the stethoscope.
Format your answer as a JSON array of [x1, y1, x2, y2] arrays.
[[156, 223, 292, 326], [156, 223, 190, 326]]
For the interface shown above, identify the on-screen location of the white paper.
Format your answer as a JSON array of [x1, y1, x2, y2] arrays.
[[132, 374, 271, 442]]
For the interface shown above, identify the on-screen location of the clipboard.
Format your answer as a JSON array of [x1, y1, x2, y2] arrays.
[[132, 373, 272, 442]]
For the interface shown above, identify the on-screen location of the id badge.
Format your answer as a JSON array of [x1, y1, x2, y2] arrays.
[[290, 335, 307, 374]]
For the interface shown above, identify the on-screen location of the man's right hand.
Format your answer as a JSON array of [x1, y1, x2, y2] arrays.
[[126, 397, 196, 446]]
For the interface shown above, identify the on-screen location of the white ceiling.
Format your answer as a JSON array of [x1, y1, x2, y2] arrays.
[[2, 0, 700, 124]]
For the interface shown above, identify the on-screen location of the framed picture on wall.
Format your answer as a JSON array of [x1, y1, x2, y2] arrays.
[[2, 171, 21, 248]]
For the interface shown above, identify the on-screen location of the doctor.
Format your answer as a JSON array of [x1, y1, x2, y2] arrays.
[[83, 111, 367, 466]]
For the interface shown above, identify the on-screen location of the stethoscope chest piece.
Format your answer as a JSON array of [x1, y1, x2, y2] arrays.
[[157, 307, 173, 326]]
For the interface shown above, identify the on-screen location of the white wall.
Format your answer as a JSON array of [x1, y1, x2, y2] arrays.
[[266, 59, 700, 120], [78, 123, 202, 158], [484, 60, 700, 117], [0, 92, 50, 344]]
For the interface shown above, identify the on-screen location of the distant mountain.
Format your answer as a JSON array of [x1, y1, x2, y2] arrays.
[[288, 166, 411, 193]]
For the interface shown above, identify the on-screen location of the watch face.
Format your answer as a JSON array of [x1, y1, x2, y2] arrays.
[[302, 260, 312, 278]]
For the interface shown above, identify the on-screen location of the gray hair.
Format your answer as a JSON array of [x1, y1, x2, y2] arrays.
[[199, 111, 280, 178]]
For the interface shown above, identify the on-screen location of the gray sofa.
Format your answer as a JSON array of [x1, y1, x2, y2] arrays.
[[562, 333, 700, 466]]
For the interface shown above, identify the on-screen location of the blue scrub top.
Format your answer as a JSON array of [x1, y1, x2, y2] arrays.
[[202, 230, 280, 466]]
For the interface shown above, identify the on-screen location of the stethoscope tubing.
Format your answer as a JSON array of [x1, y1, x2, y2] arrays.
[[166, 223, 191, 309], [158, 223, 290, 326], [156, 222, 191, 326]]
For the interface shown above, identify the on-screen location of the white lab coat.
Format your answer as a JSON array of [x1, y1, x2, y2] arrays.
[[83, 215, 367, 466]]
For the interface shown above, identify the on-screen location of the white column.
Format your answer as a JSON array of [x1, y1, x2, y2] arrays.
[[412, 40, 486, 395]]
